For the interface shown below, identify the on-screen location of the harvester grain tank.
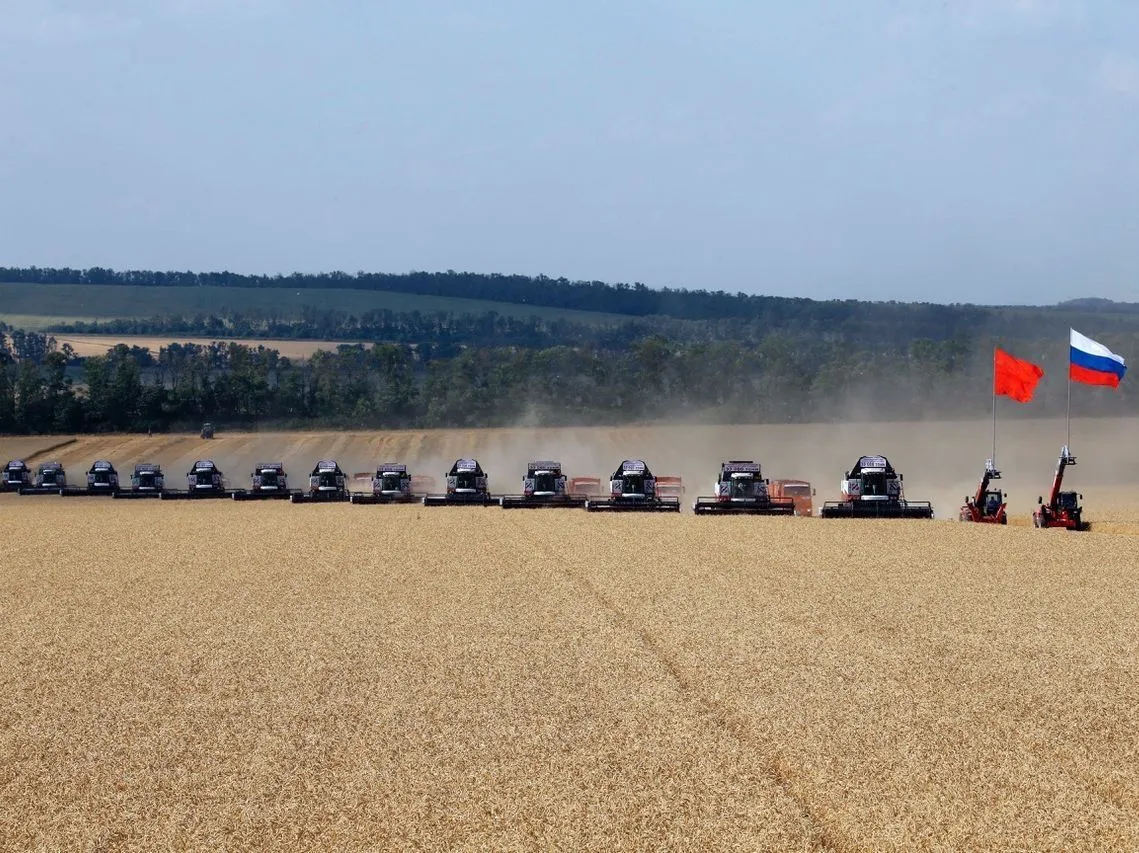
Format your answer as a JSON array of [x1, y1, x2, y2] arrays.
[[655, 475, 685, 501], [291, 460, 351, 503], [113, 463, 166, 498], [693, 460, 795, 515], [161, 459, 235, 499], [350, 463, 418, 504], [500, 461, 587, 509], [61, 460, 120, 496], [1, 460, 31, 492], [569, 475, 603, 499], [819, 454, 933, 519], [423, 458, 497, 506], [959, 460, 1007, 524], [20, 461, 68, 495], [585, 459, 681, 513], [1033, 446, 1087, 531], [233, 462, 294, 501]]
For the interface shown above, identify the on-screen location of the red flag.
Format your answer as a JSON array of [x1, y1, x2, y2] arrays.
[[994, 348, 1044, 402]]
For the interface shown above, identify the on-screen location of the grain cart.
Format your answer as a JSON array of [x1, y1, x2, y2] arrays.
[[291, 460, 351, 503], [569, 475, 603, 499], [819, 454, 933, 519], [20, 461, 68, 495], [2, 459, 32, 492], [959, 460, 1007, 524], [500, 460, 588, 509], [693, 460, 796, 515], [1032, 446, 1088, 531], [423, 458, 497, 506], [233, 462, 294, 501], [61, 460, 120, 496], [585, 459, 682, 513], [350, 463, 418, 504], [114, 463, 167, 499]]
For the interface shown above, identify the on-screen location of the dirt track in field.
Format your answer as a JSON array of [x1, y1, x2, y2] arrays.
[[0, 495, 1136, 851]]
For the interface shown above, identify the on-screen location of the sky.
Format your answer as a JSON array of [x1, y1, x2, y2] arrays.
[[1, 0, 1137, 305]]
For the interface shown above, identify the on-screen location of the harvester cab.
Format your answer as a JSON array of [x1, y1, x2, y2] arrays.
[[959, 459, 1007, 524], [2, 460, 31, 492], [423, 459, 496, 506], [291, 460, 350, 503], [1033, 446, 1087, 530], [585, 459, 681, 512], [115, 463, 166, 498], [163, 459, 233, 499], [500, 461, 587, 508], [233, 463, 293, 500], [820, 454, 933, 519], [62, 460, 120, 496], [21, 461, 67, 495], [693, 460, 795, 515], [350, 463, 417, 504]]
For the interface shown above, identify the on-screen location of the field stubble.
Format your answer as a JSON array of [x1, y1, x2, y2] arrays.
[[0, 497, 1136, 851]]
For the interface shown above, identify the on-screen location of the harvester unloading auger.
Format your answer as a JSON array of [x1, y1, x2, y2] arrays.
[[819, 454, 933, 519], [584, 459, 681, 513], [693, 460, 796, 515], [959, 459, 1007, 524], [500, 461, 587, 509], [1033, 446, 1088, 531]]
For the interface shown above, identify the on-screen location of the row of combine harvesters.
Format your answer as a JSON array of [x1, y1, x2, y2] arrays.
[[0, 446, 1086, 527]]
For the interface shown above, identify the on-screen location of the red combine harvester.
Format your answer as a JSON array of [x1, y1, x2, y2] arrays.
[[1033, 446, 1087, 531], [959, 460, 1007, 524]]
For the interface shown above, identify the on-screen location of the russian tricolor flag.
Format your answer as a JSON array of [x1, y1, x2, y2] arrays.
[[1070, 329, 1127, 388]]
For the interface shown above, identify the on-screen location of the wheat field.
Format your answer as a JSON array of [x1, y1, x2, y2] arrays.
[[2, 421, 1138, 850]]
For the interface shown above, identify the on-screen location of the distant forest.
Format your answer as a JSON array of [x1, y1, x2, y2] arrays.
[[0, 266, 1135, 434]]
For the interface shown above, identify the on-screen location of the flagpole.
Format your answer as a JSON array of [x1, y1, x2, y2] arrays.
[[992, 347, 998, 466], [1066, 365, 1072, 450]]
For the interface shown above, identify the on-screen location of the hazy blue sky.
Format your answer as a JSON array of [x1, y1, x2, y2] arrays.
[[1, 0, 1137, 304]]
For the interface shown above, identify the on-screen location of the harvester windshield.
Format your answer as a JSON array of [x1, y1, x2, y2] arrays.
[[532, 471, 557, 494], [259, 469, 280, 487], [861, 471, 889, 496], [379, 471, 404, 491], [317, 470, 340, 488], [730, 476, 756, 499]]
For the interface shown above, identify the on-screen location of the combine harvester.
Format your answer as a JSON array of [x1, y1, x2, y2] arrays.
[[2, 460, 32, 492], [959, 460, 1007, 524], [113, 463, 167, 499], [424, 458, 497, 506], [500, 461, 588, 509], [693, 460, 796, 515], [585, 459, 681, 513], [1033, 446, 1088, 531], [819, 454, 934, 519], [20, 461, 68, 495], [233, 462, 294, 501], [350, 463, 421, 505], [61, 460, 120, 496], [161, 459, 238, 500], [291, 460, 351, 503]]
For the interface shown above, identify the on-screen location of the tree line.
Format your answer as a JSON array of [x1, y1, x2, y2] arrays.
[[1, 328, 1134, 435]]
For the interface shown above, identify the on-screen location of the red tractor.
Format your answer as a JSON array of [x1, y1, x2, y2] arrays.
[[1033, 446, 1087, 531], [959, 460, 1007, 524]]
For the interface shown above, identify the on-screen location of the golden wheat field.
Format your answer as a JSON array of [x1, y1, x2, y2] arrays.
[[50, 334, 365, 360], [2, 419, 1138, 851]]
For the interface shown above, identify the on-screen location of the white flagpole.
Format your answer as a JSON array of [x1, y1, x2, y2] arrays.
[[1066, 332, 1072, 449], [992, 348, 998, 466]]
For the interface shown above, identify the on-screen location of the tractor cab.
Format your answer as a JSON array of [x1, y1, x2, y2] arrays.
[[982, 489, 1004, 517]]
